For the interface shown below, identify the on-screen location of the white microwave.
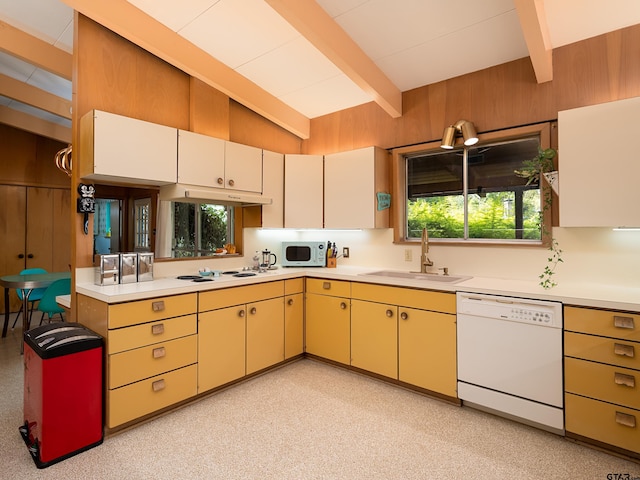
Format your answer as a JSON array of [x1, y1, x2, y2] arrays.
[[281, 241, 326, 267]]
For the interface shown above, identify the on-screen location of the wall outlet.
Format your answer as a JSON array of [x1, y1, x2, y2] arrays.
[[342, 247, 350, 258], [404, 249, 412, 262]]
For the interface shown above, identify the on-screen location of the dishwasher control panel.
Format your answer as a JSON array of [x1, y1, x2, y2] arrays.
[[456, 292, 563, 328]]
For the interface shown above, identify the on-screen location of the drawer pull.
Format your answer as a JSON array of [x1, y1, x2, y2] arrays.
[[615, 411, 637, 428], [152, 379, 166, 392], [151, 324, 165, 335], [614, 315, 635, 329], [152, 301, 165, 312], [322, 282, 331, 290], [614, 343, 635, 358], [153, 347, 166, 359], [614, 372, 636, 388]]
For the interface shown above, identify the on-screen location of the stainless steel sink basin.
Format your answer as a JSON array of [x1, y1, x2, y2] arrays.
[[360, 270, 472, 284]]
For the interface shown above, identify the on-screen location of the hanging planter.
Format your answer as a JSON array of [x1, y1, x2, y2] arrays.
[[543, 171, 559, 196]]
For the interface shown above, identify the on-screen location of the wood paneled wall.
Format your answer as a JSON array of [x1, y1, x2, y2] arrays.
[[0, 123, 70, 188], [304, 24, 640, 154]]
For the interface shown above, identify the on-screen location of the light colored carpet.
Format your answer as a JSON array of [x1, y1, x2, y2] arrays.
[[1, 322, 639, 479]]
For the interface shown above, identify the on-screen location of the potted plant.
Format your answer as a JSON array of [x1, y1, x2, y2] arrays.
[[515, 147, 562, 289]]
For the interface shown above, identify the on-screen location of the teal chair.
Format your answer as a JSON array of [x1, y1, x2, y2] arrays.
[[36, 278, 71, 325], [12, 268, 48, 328]]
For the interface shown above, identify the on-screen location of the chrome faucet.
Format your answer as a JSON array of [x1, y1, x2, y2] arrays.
[[420, 227, 434, 273]]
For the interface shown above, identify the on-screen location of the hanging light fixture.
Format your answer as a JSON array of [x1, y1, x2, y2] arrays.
[[440, 120, 479, 149]]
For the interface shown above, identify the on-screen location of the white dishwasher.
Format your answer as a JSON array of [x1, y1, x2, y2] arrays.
[[456, 292, 564, 434]]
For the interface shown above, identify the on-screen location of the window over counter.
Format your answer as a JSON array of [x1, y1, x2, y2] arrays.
[[171, 203, 234, 258], [392, 123, 554, 246]]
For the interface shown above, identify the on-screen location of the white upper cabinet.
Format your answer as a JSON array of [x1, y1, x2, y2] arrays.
[[224, 141, 263, 194], [559, 96, 640, 227], [177, 130, 225, 187], [324, 146, 390, 229], [79, 110, 177, 186], [177, 131, 263, 194], [284, 154, 324, 229], [261, 150, 284, 228]]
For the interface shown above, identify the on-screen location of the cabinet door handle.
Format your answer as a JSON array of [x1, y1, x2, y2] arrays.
[[228, 179, 235, 187], [340, 302, 347, 310], [614, 343, 635, 358], [614, 315, 635, 329], [152, 379, 166, 392], [323, 282, 331, 290], [152, 301, 165, 312], [386, 309, 394, 318], [400, 312, 408, 321], [151, 323, 165, 335], [27, 253, 34, 259], [287, 298, 294, 306], [238, 309, 245, 318], [153, 347, 166, 359], [250, 307, 257, 315], [18, 253, 24, 259], [217, 177, 224, 185], [614, 372, 636, 388], [615, 411, 637, 428]]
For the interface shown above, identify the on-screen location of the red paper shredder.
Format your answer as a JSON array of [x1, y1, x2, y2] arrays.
[[21, 322, 104, 468]]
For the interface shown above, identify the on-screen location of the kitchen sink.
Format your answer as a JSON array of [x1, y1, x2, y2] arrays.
[[360, 270, 472, 284]]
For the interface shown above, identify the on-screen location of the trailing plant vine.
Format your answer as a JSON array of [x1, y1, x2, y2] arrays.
[[515, 147, 563, 289]]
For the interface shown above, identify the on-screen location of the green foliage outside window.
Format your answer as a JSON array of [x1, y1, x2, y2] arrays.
[[407, 189, 541, 240], [172, 202, 231, 257]]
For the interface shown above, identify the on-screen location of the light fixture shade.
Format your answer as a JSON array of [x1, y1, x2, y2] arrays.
[[460, 121, 478, 146], [440, 125, 456, 149]]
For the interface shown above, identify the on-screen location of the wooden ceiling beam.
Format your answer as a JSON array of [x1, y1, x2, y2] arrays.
[[0, 105, 71, 143], [514, 0, 553, 83], [0, 73, 72, 119], [0, 20, 72, 80], [266, 0, 402, 118], [61, 0, 311, 139]]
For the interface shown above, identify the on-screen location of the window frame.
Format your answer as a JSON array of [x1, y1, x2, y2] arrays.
[[391, 122, 554, 247]]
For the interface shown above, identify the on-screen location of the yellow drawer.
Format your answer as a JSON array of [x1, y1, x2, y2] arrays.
[[565, 306, 640, 341], [107, 364, 197, 428], [565, 331, 639, 370], [284, 277, 304, 295], [108, 293, 197, 329], [565, 357, 640, 410], [351, 282, 456, 314], [109, 335, 197, 388], [108, 314, 197, 354], [566, 392, 640, 455], [199, 281, 284, 312], [306, 278, 350, 297]]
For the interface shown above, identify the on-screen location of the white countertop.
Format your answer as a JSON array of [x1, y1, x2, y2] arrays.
[[75, 266, 640, 312]]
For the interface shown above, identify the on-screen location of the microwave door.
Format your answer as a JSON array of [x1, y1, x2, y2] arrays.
[[286, 246, 311, 262]]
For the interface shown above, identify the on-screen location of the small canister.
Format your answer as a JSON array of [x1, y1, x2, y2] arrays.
[[95, 254, 120, 286], [137, 253, 154, 282], [119, 253, 138, 284]]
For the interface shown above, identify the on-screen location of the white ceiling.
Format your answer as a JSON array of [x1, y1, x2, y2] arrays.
[[1, 0, 640, 139]]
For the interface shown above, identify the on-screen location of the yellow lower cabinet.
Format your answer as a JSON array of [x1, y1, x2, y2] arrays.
[[108, 364, 197, 428], [566, 393, 640, 455], [109, 335, 197, 388], [305, 292, 350, 364], [198, 305, 246, 392], [350, 299, 397, 379], [246, 297, 285, 375], [284, 292, 304, 359], [398, 308, 457, 397]]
